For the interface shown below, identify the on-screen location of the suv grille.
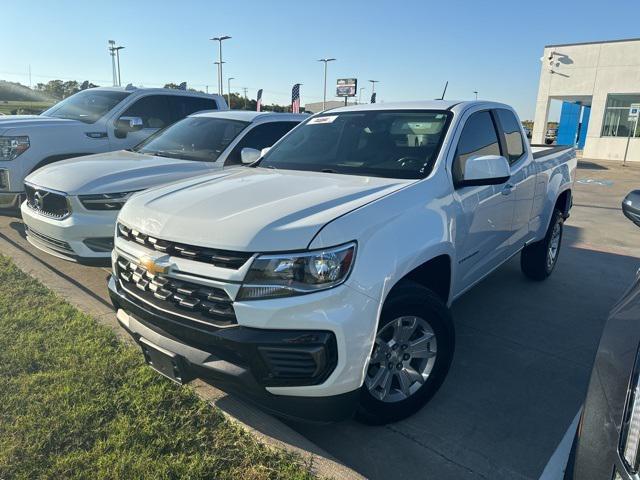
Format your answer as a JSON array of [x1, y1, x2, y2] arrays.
[[115, 256, 237, 329], [117, 223, 252, 269], [25, 184, 70, 219]]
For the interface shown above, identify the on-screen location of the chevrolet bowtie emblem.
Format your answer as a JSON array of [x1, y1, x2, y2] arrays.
[[139, 255, 168, 275]]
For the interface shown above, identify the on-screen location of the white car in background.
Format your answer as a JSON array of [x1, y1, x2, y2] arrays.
[[21, 111, 305, 263], [0, 86, 228, 210]]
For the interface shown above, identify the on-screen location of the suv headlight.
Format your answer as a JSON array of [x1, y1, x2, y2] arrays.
[[621, 345, 640, 473], [79, 191, 140, 211], [0, 136, 30, 161], [237, 242, 356, 300]]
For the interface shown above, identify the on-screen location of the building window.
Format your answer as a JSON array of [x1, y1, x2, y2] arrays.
[[601, 94, 640, 138]]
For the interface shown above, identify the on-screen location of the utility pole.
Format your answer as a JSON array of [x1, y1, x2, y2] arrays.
[[243, 87, 248, 109], [227, 77, 234, 108], [369, 80, 379, 103], [114, 46, 125, 86], [28, 65, 31, 89], [318, 58, 336, 111], [108, 40, 117, 86], [210, 35, 231, 95]]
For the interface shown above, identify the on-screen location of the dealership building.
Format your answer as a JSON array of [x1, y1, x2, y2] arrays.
[[533, 37, 640, 161]]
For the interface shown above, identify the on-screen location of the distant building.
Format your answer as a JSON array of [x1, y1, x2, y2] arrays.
[[533, 37, 640, 161], [304, 100, 357, 114]]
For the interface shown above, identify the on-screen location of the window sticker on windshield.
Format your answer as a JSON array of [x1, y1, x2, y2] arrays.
[[308, 115, 338, 125]]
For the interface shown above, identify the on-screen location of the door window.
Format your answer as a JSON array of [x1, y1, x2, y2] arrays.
[[453, 111, 501, 184], [120, 95, 172, 129], [226, 121, 299, 165], [496, 109, 525, 164], [168, 96, 219, 123]]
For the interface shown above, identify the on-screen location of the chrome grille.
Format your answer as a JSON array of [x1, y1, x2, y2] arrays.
[[115, 256, 236, 328], [117, 223, 252, 269], [26, 225, 73, 253], [25, 184, 70, 219]]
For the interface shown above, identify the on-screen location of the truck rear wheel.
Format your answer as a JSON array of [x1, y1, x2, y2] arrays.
[[356, 280, 454, 425], [520, 208, 564, 281]]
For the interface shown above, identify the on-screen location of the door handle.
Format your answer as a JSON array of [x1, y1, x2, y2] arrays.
[[502, 183, 515, 196]]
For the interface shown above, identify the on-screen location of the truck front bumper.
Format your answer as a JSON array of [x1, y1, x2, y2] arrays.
[[108, 275, 364, 422]]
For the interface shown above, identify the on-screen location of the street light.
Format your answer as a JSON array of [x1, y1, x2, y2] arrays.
[[369, 80, 379, 103], [227, 77, 234, 108], [358, 87, 365, 104], [108, 40, 117, 86], [113, 46, 125, 86], [210, 35, 231, 96], [318, 58, 336, 111], [473, 90, 478, 100]]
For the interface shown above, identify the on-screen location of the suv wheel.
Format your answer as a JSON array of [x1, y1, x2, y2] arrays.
[[356, 280, 454, 424], [521, 208, 564, 281]]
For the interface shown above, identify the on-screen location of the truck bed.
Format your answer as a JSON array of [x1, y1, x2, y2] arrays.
[[530, 144, 574, 160]]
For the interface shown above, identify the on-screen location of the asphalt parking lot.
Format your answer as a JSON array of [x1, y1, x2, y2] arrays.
[[1, 158, 639, 480]]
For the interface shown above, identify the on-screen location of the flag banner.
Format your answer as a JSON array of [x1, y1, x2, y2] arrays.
[[291, 84, 301, 113], [178, 82, 187, 90], [370, 92, 377, 104], [257, 89, 263, 112]]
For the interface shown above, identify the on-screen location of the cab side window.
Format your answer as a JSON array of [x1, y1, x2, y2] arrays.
[[168, 96, 219, 123], [226, 122, 299, 165], [496, 109, 525, 164], [120, 95, 172, 129], [453, 111, 501, 184]]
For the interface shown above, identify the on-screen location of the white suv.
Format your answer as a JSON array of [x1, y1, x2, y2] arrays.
[[0, 86, 227, 210], [21, 111, 305, 263]]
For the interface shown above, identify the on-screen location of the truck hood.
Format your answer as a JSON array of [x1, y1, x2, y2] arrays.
[[25, 150, 217, 195], [119, 168, 411, 252], [0, 114, 80, 133]]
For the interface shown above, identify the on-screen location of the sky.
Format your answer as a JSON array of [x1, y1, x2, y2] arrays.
[[2, 0, 640, 120]]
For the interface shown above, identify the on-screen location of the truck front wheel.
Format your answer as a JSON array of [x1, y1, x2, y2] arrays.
[[356, 281, 455, 424], [521, 208, 564, 281]]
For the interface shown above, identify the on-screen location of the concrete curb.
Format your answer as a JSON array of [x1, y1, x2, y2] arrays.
[[0, 226, 364, 480]]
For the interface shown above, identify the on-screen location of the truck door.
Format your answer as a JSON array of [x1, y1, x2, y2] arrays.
[[109, 95, 173, 149], [451, 110, 515, 295], [494, 108, 538, 250]]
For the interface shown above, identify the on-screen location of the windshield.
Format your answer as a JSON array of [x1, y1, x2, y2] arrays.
[[259, 110, 451, 179], [42, 89, 131, 124], [135, 116, 249, 162]]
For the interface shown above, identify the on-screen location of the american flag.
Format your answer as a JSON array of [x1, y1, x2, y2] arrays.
[[178, 82, 187, 90], [256, 89, 263, 112], [291, 83, 301, 113], [370, 92, 376, 104]]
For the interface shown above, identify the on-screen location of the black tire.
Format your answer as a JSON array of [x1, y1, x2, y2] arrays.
[[521, 208, 564, 281], [355, 280, 455, 425]]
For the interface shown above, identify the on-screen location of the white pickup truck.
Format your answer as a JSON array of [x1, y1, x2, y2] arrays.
[[0, 86, 227, 209], [108, 101, 576, 423]]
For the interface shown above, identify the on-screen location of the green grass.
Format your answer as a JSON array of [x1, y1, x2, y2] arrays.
[[0, 255, 317, 480], [0, 100, 54, 115]]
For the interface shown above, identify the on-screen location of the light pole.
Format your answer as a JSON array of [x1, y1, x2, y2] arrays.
[[369, 80, 379, 103], [358, 87, 365, 104], [211, 35, 231, 96], [113, 46, 125, 86], [473, 90, 478, 100], [318, 58, 336, 111], [227, 77, 234, 108], [108, 40, 117, 86]]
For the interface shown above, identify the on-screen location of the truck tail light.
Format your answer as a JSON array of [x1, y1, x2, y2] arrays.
[[620, 345, 640, 473]]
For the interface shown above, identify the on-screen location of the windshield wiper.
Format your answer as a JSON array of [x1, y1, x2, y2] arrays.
[[320, 168, 338, 173]]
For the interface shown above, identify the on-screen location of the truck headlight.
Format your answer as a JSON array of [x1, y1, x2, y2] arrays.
[[237, 242, 356, 300], [79, 191, 140, 211], [0, 136, 30, 161], [621, 345, 640, 473]]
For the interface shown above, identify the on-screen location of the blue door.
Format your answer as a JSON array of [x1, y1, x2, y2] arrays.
[[557, 102, 581, 146], [577, 106, 591, 149]]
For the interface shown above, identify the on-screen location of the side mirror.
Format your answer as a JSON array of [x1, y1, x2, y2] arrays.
[[622, 190, 640, 228], [458, 155, 510, 187], [115, 116, 144, 138], [240, 147, 261, 164]]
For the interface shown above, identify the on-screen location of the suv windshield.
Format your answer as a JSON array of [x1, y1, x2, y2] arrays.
[[259, 110, 451, 179], [135, 116, 249, 162], [42, 89, 131, 124]]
